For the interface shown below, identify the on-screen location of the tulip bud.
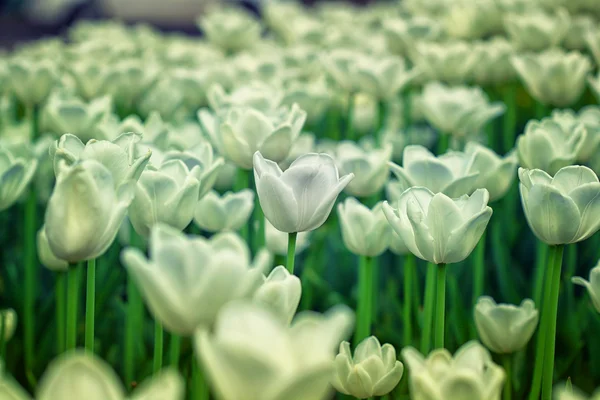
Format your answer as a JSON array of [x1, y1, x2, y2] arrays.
[[332, 336, 404, 399], [474, 296, 539, 354], [253, 265, 302, 325], [572, 263, 600, 313], [550, 108, 600, 164], [0, 146, 37, 212], [338, 198, 391, 257], [254, 151, 353, 233], [383, 188, 492, 264], [193, 190, 254, 233], [519, 166, 600, 245], [402, 341, 505, 400], [335, 141, 392, 198]]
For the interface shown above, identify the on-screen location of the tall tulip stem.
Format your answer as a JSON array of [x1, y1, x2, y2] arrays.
[[55, 272, 66, 354], [125, 229, 143, 388], [346, 92, 355, 141], [502, 84, 518, 152], [436, 133, 449, 155], [541, 245, 564, 400], [192, 357, 209, 400], [169, 334, 181, 367], [286, 232, 297, 274], [85, 258, 96, 353], [421, 263, 437, 354], [66, 265, 80, 350], [153, 321, 163, 374], [235, 168, 251, 241], [472, 232, 486, 305], [403, 254, 415, 347], [434, 263, 447, 349], [354, 256, 374, 345], [504, 354, 513, 400]]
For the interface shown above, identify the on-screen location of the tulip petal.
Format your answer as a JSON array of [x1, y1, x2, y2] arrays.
[[569, 183, 600, 241], [426, 193, 465, 263], [551, 165, 599, 194], [307, 172, 354, 232], [266, 362, 334, 400], [130, 369, 185, 400], [373, 361, 404, 396], [260, 125, 293, 163], [256, 173, 300, 232], [445, 207, 492, 264]]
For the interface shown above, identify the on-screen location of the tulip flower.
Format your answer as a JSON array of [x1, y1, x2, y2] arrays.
[[338, 198, 391, 257], [470, 38, 516, 86], [590, 73, 600, 103], [551, 107, 600, 164], [474, 296, 539, 354], [464, 142, 518, 202], [554, 385, 600, 400], [383, 16, 445, 58], [443, 0, 502, 40], [195, 302, 354, 400], [193, 189, 254, 233], [102, 58, 159, 112], [388, 145, 480, 198], [0, 146, 37, 212], [512, 50, 592, 107], [121, 225, 270, 335], [519, 166, 600, 245], [197, 7, 262, 53], [564, 16, 595, 51], [129, 160, 201, 238], [332, 336, 404, 399], [586, 30, 600, 65], [264, 219, 310, 256], [413, 41, 478, 84], [516, 118, 586, 176], [253, 265, 302, 325], [282, 78, 331, 124], [504, 8, 570, 51], [402, 341, 505, 400], [7, 57, 58, 106], [572, 263, 600, 313], [207, 82, 284, 113]]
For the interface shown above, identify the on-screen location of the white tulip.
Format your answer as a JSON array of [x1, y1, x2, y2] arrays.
[[464, 142, 518, 202], [207, 82, 283, 113], [193, 189, 254, 233], [504, 8, 570, 51], [197, 7, 262, 53], [338, 198, 391, 257], [335, 142, 392, 198], [0, 145, 37, 212], [383, 188, 493, 264], [413, 41, 478, 84], [254, 151, 354, 233], [253, 265, 302, 325], [572, 262, 600, 313]]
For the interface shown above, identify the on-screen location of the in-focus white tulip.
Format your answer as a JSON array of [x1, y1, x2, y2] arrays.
[[572, 262, 600, 313], [193, 190, 254, 233], [474, 296, 539, 354], [195, 302, 354, 400], [402, 341, 505, 400], [220, 104, 306, 169], [464, 142, 518, 202], [265, 219, 311, 256], [383, 188, 493, 265], [44, 159, 134, 262], [335, 142, 392, 198], [519, 166, 600, 245], [253, 265, 302, 325], [254, 151, 354, 233], [516, 118, 586, 175], [388, 145, 479, 199], [121, 225, 269, 335], [332, 336, 404, 399], [338, 198, 391, 257], [0, 146, 37, 212], [0, 309, 16, 342], [504, 8, 570, 51], [420, 82, 505, 139], [512, 50, 592, 107]]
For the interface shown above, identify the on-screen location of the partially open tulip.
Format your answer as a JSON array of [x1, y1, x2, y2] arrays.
[[383, 187, 493, 264], [338, 198, 391, 257], [474, 296, 539, 354], [572, 263, 600, 313], [383, 16, 445, 58], [551, 107, 600, 163], [402, 341, 505, 400], [0, 145, 37, 212], [335, 142, 392, 198], [464, 142, 518, 202], [253, 265, 302, 325], [470, 38, 516, 86], [193, 189, 254, 233], [332, 336, 404, 399], [254, 151, 354, 233], [195, 302, 354, 400], [121, 225, 269, 335], [44, 159, 134, 262], [519, 166, 600, 245]]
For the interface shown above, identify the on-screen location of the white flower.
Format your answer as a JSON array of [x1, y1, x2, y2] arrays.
[[253, 265, 302, 325], [0, 145, 37, 212], [464, 142, 518, 202], [504, 8, 570, 51], [197, 7, 262, 53], [335, 142, 392, 198], [573, 262, 600, 313], [338, 198, 391, 257], [193, 190, 254, 233]]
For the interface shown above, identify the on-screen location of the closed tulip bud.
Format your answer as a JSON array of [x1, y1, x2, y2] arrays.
[[572, 263, 600, 313], [0, 309, 16, 342], [193, 189, 254, 233], [335, 142, 392, 198], [420, 82, 505, 139], [338, 198, 391, 257], [383, 188, 492, 265], [129, 160, 201, 237], [253, 265, 302, 325], [519, 166, 600, 245], [44, 159, 135, 262], [265, 219, 310, 256], [389, 145, 480, 198], [504, 8, 570, 51], [402, 341, 505, 400], [474, 296, 539, 354], [197, 7, 262, 53], [221, 104, 306, 169], [516, 119, 586, 175], [0, 146, 37, 212], [37, 227, 68, 271], [254, 151, 354, 233], [464, 142, 518, 202], [413, 41, 478, 85], [195, 302, 354, 400], [512, 50, 592, 107], [121, 225, 268, 335], [7, 57, 58, 106], [332, 336, 404, 399]]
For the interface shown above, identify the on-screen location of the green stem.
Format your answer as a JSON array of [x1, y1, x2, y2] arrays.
[[375, 100, 386, 146], [125, 276, 141, 387], [253, 194, 265, 252], [56, 272, 66, 354], [354, 256, 374, 345], [0, 312, 6, 361], [502, 84, 518, 153], [504, 354, 513, 400], [434, 263, 447, 349], [535, 101, 549, 120], [235, 168, 251, 241], [85, 258, 96, 353], [528, 246, 556, 400], [541, 245, 564, 400], [403, 89, 412, 131], [533, 241, 549, 310], [169, 334, 181, 367], [346, 92, 355, 141], [436, 134, 449, 155], [66, 266, 80, 350], [192, 357, 209, 400], [472, 232, 486, 305], [420, 263, 437, 354], [153, 321, 163, 374], [287, 232, 297, 274], [24, 181, 37, 377], [403, 254, 415, 347]]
